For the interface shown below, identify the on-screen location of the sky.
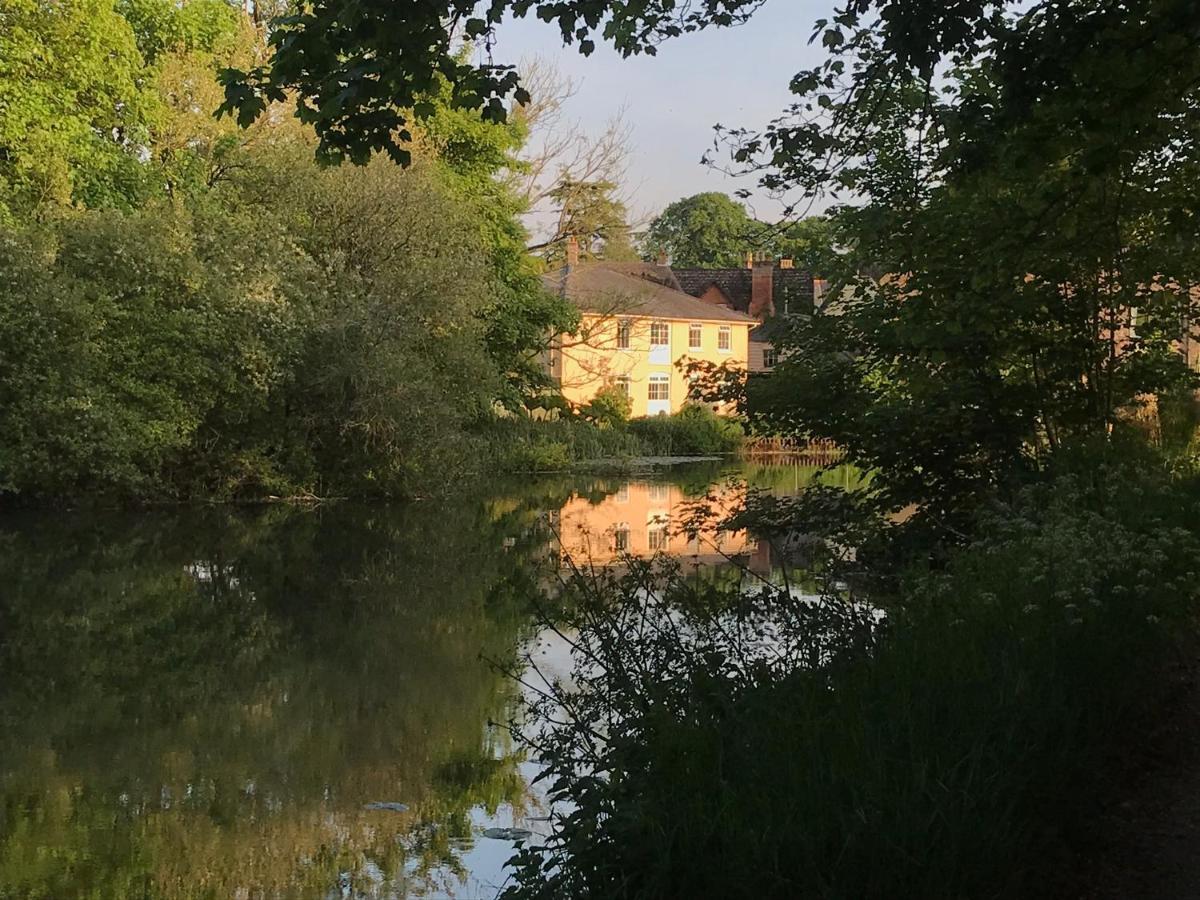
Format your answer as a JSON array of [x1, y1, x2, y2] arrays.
[[489, 0, 835, 228]]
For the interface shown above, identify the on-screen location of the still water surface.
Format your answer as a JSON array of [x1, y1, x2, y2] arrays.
[[0, 462, 850, 898]]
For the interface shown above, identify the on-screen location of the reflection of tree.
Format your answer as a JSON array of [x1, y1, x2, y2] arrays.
[[0, 498, 550, 897]]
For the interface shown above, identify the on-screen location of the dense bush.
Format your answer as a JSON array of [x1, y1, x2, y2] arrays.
[[0, 209, 294, 498], [0, 0, 579, 504], [579, 385, 632, 428], [0, 157, 501, 501], [505, 459, 1200, 899]]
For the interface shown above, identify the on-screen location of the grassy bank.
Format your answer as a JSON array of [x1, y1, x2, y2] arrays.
[[504, 452, 1200, 899], [482, 404, 744, 473]]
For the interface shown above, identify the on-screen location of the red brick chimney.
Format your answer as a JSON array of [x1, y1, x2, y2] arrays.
[[565, 235, 580, 269], [750, 256, 774, 320]]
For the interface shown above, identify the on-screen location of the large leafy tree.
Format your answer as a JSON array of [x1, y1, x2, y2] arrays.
[[0, 0, 159, 218], [0, 0, 580, 498], [772, 215, 840, 277], [733, 0, 1200, 522], [641, 191, 840, 272], [412, 77, 580, 409], [640, 192, 757, 267]]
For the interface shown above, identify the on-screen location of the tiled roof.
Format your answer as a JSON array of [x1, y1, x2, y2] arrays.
[[673, 268, 754, 309], [672, 265, 816, 316], [542, 264, 758, 324], [589, 261, 682, 290]]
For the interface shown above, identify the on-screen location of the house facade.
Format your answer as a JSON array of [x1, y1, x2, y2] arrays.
[[543, 252, 755, 416]]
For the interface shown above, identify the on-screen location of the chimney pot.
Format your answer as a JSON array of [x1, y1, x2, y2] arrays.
[[779, 258, 794, 269], [565, 235, 580, 269], [745, 250, 754, 270]]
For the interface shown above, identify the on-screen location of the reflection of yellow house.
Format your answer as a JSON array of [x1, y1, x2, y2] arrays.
[[557, 480, 757, 567], [542, 259, 755, 417]]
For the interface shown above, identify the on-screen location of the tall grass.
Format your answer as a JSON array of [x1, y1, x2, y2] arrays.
[[503, 462, 1200, 899], [477, 415, 644, 472], [480, 404, 744, 473]]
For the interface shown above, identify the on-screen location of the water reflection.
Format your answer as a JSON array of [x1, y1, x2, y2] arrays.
[[0, 498, 553, 898], [0, 463, 847, 897], [557, 478, 754, 567]]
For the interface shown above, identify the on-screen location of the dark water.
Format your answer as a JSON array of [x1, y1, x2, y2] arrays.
[[0, 463, 848, 898]]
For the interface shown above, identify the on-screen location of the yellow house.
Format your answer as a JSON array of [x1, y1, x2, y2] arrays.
[[543, 261, 755, 416]]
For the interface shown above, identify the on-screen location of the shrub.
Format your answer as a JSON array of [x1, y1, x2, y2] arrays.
[[0, 211, 293, 500], [505, 440, 572, 473], [0, 157, 503, 502], [580, 385, 632, 428]]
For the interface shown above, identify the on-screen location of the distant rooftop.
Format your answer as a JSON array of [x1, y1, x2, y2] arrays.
[[542, 264, 758, 324], [673, 263, 815, 316]]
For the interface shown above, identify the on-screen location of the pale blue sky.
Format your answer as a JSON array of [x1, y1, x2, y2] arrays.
[[491, 0, 835, 226]]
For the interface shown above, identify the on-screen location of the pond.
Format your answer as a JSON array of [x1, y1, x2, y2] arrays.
[[0, 461, 854, 898]]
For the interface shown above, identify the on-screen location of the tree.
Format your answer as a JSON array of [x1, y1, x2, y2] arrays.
[[0, 205, 297, 499], [217, 1, 765, 164], [510, 59, 637, 258], [541, 178, 639, 265], [641, 192, 757, 267], [410, 74, 580, 409], [0, 0, 159, 218], [641, 190, 840, 273], [117, 0, 242, 64], [0, 0, 603, 500], [770, 215, 841, 278]]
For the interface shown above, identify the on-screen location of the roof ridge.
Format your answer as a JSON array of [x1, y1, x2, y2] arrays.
[[541, 266, 757, 323]]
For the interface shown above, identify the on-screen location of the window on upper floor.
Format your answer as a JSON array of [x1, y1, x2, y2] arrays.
[[763, 347, 779, 368], [718, 325, 732, 352], [617, 319, 632, 350], [648, 374, 670, 401], [650, 321, 670, 347], [688, 323, 703, 350], [616, 374, 632, 397]]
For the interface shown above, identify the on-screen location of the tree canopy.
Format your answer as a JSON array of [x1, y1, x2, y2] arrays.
[[217, 0, 767, 164], [641, 192, 756, 268], [0, 0, 155, 218], [0, 0, 581, 500], [641, 191, 839, 273]]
